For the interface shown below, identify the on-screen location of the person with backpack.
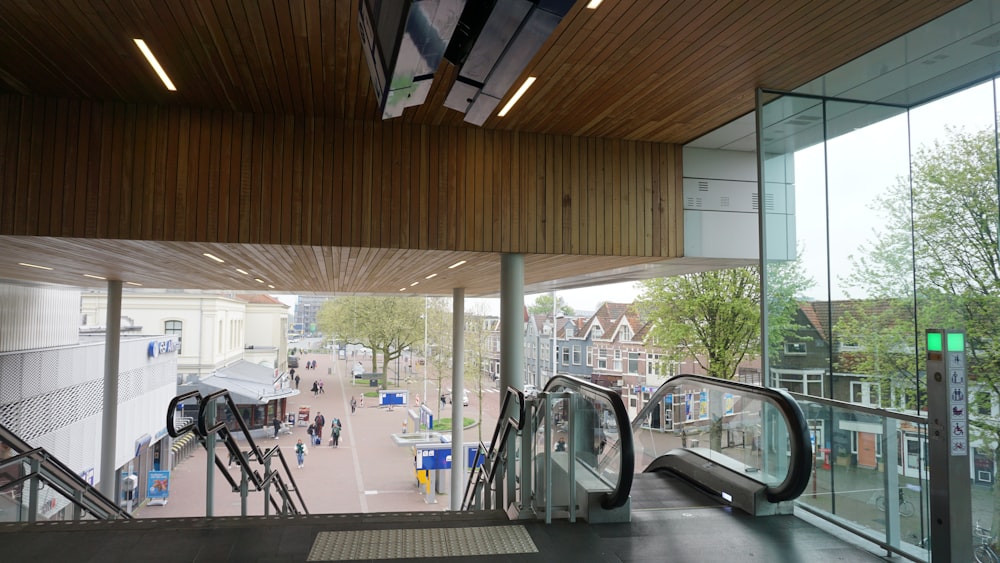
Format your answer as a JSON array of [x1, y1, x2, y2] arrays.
[[331, 419, 341, 447], [295, 438, 308, 468], [313, 412, 325, 444]]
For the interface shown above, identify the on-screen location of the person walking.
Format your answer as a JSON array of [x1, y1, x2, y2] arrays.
[[294, 374, 300, 389], [311, 380, 319, 397], [295, 438, 307, 468], [272, 417, 282, 440], [350, 396, 357, 414], [313, 412, 325, 443], [359, 395, 364, 409], [318, 379, 325, 394], [331, 421, 341, 447]]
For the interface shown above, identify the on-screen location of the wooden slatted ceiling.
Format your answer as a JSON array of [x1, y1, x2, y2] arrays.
[[0, 1, 964, 144], [0, 95, 682, 258]]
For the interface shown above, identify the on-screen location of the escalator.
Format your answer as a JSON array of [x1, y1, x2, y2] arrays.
[[0, 422, 130, 522], [464, 373, 810, 522]]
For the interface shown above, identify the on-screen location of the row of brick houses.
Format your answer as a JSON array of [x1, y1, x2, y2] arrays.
[[480, 298, 993, 484]]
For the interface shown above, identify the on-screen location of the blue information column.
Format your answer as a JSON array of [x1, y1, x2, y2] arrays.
[[926, 329, 971, 563]]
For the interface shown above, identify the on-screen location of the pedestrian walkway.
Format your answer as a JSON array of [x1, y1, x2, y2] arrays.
[[138, 351, 458, 518]]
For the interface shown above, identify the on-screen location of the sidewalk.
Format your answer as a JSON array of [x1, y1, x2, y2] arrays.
[[137, 351, 461, 518]]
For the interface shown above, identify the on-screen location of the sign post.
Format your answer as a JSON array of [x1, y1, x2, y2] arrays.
[[147, 470, 170, 506], [926, 329, 971, 563]]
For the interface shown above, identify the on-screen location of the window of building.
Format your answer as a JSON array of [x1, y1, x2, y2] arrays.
[[648, 353, 663, 376], [784, 341, 807, 355], [613, 349, 623, 371], [164, 320, 183, 353], [586, 346, 593, 367], [774, 371, 824, 397], [572, 345, 582, 365], [628, 351, 639, 374], [561, 346, 570, 364], [851, 381, 881, 407], [620, 325, 633, 342], [597, 349, 608, 370], [975, 390, 993, 416], [593, 325, 603, 338]]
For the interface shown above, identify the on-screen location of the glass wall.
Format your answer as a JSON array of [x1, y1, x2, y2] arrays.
[[759, 76, 1000, 559]]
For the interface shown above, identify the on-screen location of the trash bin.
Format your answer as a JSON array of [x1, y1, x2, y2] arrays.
[[819, 448, 831, 470], [369, 378, 378, 387], [689, 439, 699, 447]]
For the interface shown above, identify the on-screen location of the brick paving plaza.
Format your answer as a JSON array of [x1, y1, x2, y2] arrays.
[[137, 350, 499, 518]]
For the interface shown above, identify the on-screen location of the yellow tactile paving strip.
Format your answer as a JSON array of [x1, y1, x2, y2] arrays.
[[307, 525, 538, 560]]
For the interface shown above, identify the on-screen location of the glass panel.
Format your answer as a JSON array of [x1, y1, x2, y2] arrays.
[[632, 377, 799, 489]]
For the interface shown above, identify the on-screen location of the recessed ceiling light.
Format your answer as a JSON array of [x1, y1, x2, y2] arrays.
[[425, 273, 437, 280], [18, 262, 52, 270], [498, 77, 536, 117], [254, 278, 265, 284], [399, 288, 407, 292], [448, 260, 467, 269], [410, 281, 419, 287], [235, 268, 249, 275], [268, 284, 275, 289], [586, 0, 603, 8], [126, 282, 143, 286], [203, 253, 224, 263], [83, 274, 107, 280], [133, 39, 177, 91]]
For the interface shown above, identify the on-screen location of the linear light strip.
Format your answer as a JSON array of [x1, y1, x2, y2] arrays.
[[18, 262, 53, 270], [133, 38, 177, 91], [497, 77, 536, 117], [586, 0, 603, 8]]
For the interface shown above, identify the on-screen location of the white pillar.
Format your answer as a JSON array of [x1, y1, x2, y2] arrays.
[[450, 287, 465, 510], [99, 280, 122, 500]]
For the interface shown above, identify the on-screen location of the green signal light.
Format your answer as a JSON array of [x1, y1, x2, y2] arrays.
[[947, 332, 965, 351], [927, 333, 942, 352]]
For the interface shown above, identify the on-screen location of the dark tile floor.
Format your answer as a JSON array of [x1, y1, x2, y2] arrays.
[[0, 474, 890, 563]]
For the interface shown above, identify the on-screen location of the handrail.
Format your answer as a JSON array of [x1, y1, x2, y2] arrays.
[[168, 390, 308, 514], [633, 374, 811, 503], [461, 386, 525, 510], [543, 375, 635, 510], [0, 423, 131, 520]]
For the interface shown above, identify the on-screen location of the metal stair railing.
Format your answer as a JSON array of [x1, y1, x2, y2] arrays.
[[461, 386, 525, 511], [167, 390, 308, 516], [0, 423, 131, 522]]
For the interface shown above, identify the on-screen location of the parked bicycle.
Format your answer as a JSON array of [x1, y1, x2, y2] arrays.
[[874, 487, 915, 517], [975, 521, 999, 563]]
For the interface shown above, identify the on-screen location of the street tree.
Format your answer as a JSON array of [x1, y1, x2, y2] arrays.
[[424, 297, 454, 418], [528, 294, 574, 316], [463, 304, 495, 442], [316, 296, 424, 388], [843, 125, 1000, 530], [637, 263, 810, 380]]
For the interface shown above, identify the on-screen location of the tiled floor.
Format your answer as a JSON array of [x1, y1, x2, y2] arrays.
[[0, 475, 891, 563]]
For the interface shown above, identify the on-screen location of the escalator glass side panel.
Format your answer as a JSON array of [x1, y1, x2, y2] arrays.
[[632, 374, 810, 503]]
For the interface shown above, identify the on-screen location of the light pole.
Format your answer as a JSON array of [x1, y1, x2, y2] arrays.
[[423, 297, 428, 408]]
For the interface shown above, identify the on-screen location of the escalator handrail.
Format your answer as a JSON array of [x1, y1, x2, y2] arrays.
[[634, 373, 811, 503], [0, 423, 131, 520], [543, 375, 634, 510], [0, 446, 132, 520], [168, 390, 308, 514]]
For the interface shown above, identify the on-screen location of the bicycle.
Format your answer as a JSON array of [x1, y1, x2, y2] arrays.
[[874, 487, 915, 517], [975, 521, 1000, 563]]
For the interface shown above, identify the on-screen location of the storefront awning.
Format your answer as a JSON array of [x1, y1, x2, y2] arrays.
[[181, 360, 300, 405]]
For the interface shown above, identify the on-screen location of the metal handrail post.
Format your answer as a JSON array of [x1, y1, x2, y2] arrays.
[[567, 394, 576, 523], [27, 457, 40, 523], [518, 399, 533, 513], [263, 455, 272, 516], [544, 393, 553, 523], [205, 402, 215, 517], [73, 489, 83, 520], [240, 459, 248, 517]]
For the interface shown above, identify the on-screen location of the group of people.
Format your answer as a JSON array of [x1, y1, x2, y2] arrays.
[[310, 379, 325, 396], [303, 359, 318, 370], [299, 411, 346, 466]]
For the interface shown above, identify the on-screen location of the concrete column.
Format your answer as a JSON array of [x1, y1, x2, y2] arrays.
[[500, 254, 525, 396], [451, 287, 465, 510], [99, 280, 122, 500]]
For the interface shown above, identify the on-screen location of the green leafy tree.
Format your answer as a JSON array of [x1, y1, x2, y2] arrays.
[[638, 264, 810, 380], [424, 297, 454, 418], [845, 125, 1000, 532], [463, 304, 494, 442], [528, 294, 574, 316], [316, 296, 424, 387]]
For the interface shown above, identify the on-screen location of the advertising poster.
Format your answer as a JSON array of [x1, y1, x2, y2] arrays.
[[148, 470, 170, 500], [698, 391, 709, 420], [724, 393, 735, 416]]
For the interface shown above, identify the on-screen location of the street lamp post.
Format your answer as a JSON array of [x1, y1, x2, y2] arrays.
[[423, 297, 428, 409]]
